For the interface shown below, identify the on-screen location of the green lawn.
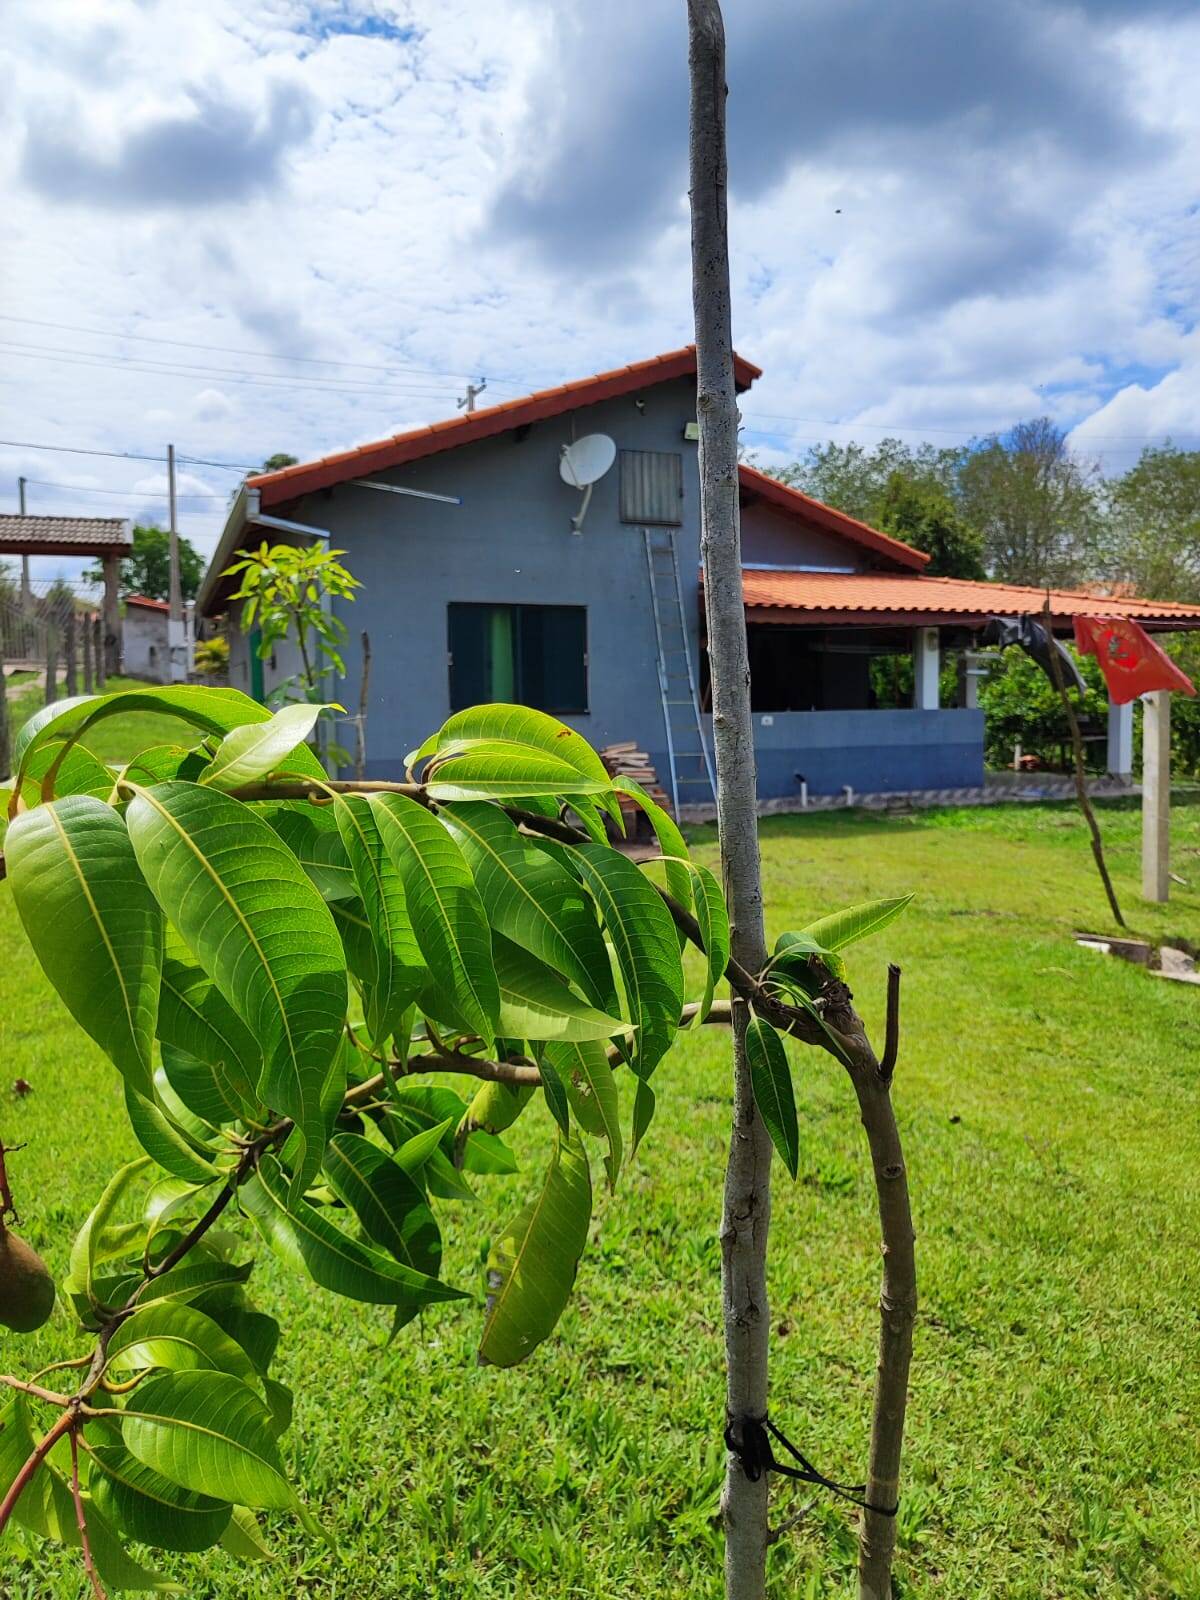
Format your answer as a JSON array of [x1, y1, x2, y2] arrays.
[[2, 731, 1199, 1596]]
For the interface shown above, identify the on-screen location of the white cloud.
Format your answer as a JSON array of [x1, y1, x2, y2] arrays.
[[0, 0, 1198, 579]]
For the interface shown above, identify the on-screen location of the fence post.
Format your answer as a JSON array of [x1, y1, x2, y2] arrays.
[[94, 614, 106, 689], [0, 663, 10, 784], [82, 612, 94, 694], [45, 624, 59, 706], [65, 610, 78, 699]]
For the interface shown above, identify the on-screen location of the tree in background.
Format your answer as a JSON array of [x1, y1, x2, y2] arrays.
[[977, 644, 1108, 771], [957, 418, 1098, 587], [85, 524, 204, 603], [224, 540, 360, 706], [777, 437, 961, 525], [875, 471, 985, 579], [1098, 443, 1200, 604], [260, 452, 299, 472]]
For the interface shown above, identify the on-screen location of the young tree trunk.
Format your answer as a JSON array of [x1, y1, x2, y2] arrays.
[[685, 6, 773, 1595]]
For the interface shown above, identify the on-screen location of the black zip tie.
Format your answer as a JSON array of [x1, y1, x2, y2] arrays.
[[724, 1415, 898, 1517]]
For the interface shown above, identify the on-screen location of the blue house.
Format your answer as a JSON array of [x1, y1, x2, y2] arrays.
[[198, 346, 1200, 808]]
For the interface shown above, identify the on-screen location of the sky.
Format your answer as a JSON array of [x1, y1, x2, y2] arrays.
[[3, 0, 1199, 587]]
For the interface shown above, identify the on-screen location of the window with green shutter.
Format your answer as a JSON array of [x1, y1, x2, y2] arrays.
[[448, 603, 588, 714]]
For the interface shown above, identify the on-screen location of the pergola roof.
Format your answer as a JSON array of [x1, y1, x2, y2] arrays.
[[0, 514, 132, 557], [739, 570, 1200, 632]]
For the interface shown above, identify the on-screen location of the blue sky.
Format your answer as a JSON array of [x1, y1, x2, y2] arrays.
[[3, 0, 1199, 582]]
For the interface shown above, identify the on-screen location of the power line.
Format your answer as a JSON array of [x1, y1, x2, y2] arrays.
[[19, 478, 229, 502], [0, 439, 255, 472]]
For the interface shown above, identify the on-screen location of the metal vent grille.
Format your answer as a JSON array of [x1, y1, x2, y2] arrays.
[[619, 450, 683, 526]]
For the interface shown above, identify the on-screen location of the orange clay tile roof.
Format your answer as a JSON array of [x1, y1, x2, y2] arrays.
[[124, 594, 170, 611], [249, 345, 763, 508], [737, 464, 929, 571], [740, 570, 1200, 631]]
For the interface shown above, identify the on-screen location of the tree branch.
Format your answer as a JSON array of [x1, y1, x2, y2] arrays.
[[0, 1406, 74, 1537], [69, 1424, 107, 1600]]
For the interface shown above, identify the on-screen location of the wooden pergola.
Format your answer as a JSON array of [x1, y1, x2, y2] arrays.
[[0, 514, 131, 674]]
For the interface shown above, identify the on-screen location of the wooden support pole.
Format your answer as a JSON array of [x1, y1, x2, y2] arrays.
[[94, 615, 106, 689], [64, 610, 78, 699], [1142, 691, 1171, 903], [44, 624, 58, 707], [0, 662, 10, 783], [82, 613, 94, 695], [102, 555, 121, 677]]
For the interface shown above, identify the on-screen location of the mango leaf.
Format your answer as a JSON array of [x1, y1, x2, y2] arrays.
[[5, 795, 162, 1097], [331, 898, 377, 987], [392, 1115, 456, 1176], [370, 794, 499, 1047], [90, 1443, 233, 1552], [535, 1052, 570, 1135], [440, 801, 616, 1009], [612, 776, 694, 910], [632, 1077, 656, 1154], [335, 795, 426, 1044], [680, 859, 730, 1024], [425, 743, 614, 802], [746, 1018, 799, 1179], [240, 1153, 463, 1309], [569, 845, 683, 1079], [479, 1131, 591, 1367], [493, 934, 630, 1044], [126, 782, 346, 1201], [68, 1157, 152, 1307], [119, 1369, 296, 1511], [797, 894, 913, 952], [18, 738, 114, 805], [268, 809, 357, 902], [220, 1506, 273, 1562], [125, 1084, 220, 1184], [136, 1257, 253, 1310], [544, 1039, 621, 1189], [323, 1132, 441, 1277], [106, 1301, 259, 1382], [200, 702, 332, 791], [411, 703, 615, 795], [158, 950, 263, 1119]]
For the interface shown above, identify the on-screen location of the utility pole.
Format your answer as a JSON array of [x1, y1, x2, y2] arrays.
[[17, 477, 32, 613], [167, 443, 182, 622], [456, 378, 487, 414]]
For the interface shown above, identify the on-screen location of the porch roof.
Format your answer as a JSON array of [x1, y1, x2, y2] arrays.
[[0, 514, 131, 557], [740, 570, 1200, 633]]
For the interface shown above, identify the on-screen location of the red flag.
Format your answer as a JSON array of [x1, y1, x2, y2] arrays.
[[1073, 615, 1196, 704]]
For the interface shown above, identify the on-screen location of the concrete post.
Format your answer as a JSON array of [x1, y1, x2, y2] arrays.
[[94, 614, 106, 689], [1106, 699, 1133, 780], [1142, 691, 1171, 903], [102, 553, 121, 676], [914, 626, 940, 709]]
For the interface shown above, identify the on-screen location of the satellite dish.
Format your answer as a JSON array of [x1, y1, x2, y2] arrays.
[[559, 434, 616, 533]]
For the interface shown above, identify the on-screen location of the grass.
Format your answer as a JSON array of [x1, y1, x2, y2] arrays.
[[2, 708, 1199, 1597]]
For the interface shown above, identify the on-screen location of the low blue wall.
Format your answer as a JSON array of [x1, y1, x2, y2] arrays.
[[687, 708, 984, 799]]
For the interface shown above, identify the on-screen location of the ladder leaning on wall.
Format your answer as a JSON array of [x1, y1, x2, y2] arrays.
[[642, 526, 717, 814]]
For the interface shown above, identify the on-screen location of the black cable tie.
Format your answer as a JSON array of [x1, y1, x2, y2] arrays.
[[723, 1415, 898, 1518]]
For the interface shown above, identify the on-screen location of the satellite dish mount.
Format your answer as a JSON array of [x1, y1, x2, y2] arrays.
[[559, 433, 616, 534]]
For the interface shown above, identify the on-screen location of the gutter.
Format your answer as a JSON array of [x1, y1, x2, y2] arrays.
[[196, 486, 333, 618]]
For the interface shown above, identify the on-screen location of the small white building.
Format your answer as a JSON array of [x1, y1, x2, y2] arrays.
[[122, 596, 171, 682]]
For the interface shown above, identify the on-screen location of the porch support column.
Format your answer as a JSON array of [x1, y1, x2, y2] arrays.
[[1142, 690, 1171, 903], [1106, 699, 1133, 780], [102, 553, 121, 676], [914, 626, 940, 709]]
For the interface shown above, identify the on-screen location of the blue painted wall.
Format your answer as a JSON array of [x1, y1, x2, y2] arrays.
[[726, 709, 985, 797]]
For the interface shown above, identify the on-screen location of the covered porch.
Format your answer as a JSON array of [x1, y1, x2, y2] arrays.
[[726, 569, 1200, 802]]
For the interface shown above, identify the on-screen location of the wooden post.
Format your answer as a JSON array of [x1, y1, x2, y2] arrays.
[[82, 612, 94, 694], [64, 609, 78, 699], [44, 624, 59, 706], [686, 7, 773, 1596], [1142, 691, 1170, 903], [102, 554, 121, 676], [94, 614, 106, 689]]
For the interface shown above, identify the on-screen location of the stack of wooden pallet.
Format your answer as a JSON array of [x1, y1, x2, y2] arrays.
[[599, 742, 674, 830]]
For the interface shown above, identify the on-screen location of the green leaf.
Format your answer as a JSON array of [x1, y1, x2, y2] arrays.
[[681, 860, 730, 1024], [90, 1443, 232, 1552], [611, 776, 693, 909], [106, 1301, 259, 1382], [440, 802, 616, 1009], [18, 738, 114, 805], [268, 809, 357, 901], [412, 704, 615, 793], [798, 894, 913, 952], [536, 1052, 571, 1135], [126, 782, 346, 1200], [136, 1256, 253, 1310], [569, 845, 683, 1080], [5, 795, 163, 1097], [392, 1115, 456, 1176], [158, 950, 264, 1120], [220, 1505, 273, 1562], [459, 1080, 534, 1139], [331, 897, 377, 986], [544, 1040, 622, 1189], [493, 934, 631, 1044], [425, 743, 613, 802], [125, 1084, 220, 1184], [479, 1131, 591, 1367], [199, 702, 330, 791], [119, 1369, 296, 1511], [335, 795, 426, 1044], [369, 794, 499, 1047], [746, 1019, 799, 1180], [68, 1157, 152, 1306], [632, 1077, 656, 1153], [323, 1132, 441, 1277], [240, 1153, 463, 1308]]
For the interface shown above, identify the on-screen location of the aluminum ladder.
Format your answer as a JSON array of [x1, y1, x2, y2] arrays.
[[642, 526, 716, 813]]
